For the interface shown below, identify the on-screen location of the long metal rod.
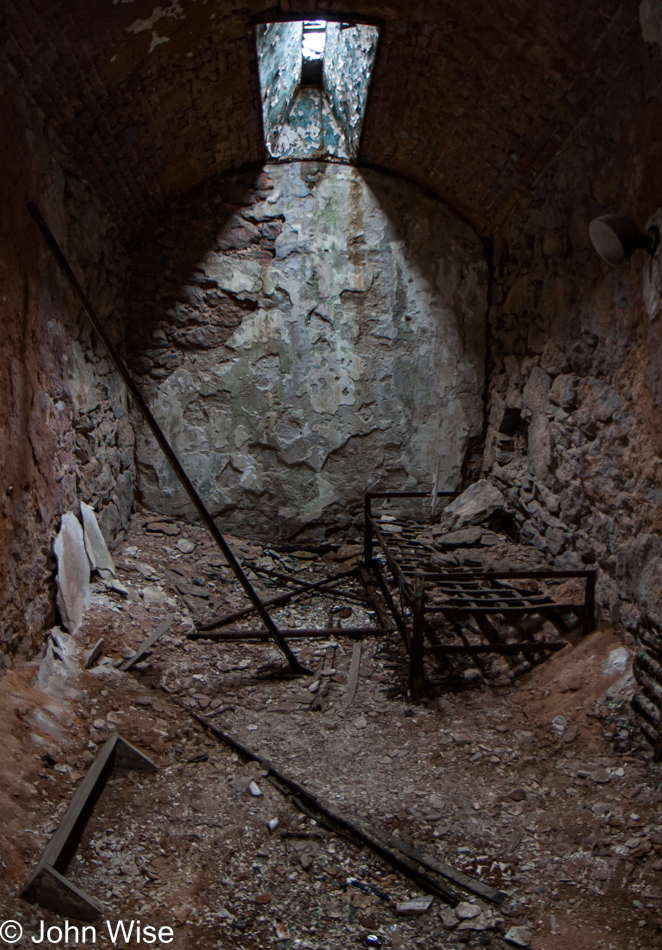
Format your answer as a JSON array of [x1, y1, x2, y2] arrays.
[[191, 713, 461, 905], [28, 202, 304, 675], [189, 626, 386, 641], [198, 569, 362, 632]]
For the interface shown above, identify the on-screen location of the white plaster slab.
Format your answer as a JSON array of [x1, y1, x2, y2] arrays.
[[80, 501, 115, 577], [53, 512, 91, 633]]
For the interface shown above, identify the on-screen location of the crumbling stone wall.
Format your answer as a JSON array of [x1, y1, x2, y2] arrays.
[[127, 161, 487, 542], [0, 58, 135, 668], [482, 28, 662, 632]]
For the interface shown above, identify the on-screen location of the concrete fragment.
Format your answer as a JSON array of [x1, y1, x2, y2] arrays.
[[522, 366, 550, 412], [80, 502, 115, 577], [458, 911, 494, 931], [53, 513, 91, 633], [455, 902, 481, 920], [440, 480, 507, 530], [504, 925, 532, 947], [84, 638, 104, 669], [394, 897, 433, 915], [434, 525, 483, 548], [142, 585, 167, 607], [146, 521, 180, 536], [439, 907, 459, 928]]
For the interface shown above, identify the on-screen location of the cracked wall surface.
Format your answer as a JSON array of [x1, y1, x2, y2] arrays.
[[0, 0, 640, 237], [128, 162, 487, 542], [256, 21, 302, 157], [481, 20, 662, 632], [0, 56, 135, 666], [324, 23, 379, 159]]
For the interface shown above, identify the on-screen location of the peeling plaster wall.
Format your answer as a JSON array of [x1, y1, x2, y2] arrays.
[[256, 21, 302, 156], [481, 22, 662, 632], [271, 88, 351, 161], [128, 162, 487, 542], [324, 23, 379, 158], [0, 56, 135, 668], [256, 19, 377, 162]]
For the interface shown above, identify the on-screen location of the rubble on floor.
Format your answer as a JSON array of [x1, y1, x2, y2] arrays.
[[0, 511, 660, 949]]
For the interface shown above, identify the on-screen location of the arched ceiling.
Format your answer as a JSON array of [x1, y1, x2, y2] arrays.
[[0, 0, 642, 239]]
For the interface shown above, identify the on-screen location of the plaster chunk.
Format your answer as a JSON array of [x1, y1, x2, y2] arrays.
[[80, 501, 116, 577], [440, 480, 507, 530], [53, 512, 91, 633]]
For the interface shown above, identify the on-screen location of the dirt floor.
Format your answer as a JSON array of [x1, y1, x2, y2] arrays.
[[1, 510, 661, 950]]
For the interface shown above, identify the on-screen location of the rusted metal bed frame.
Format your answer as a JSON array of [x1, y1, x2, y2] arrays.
[[364, 490, 596, 700]]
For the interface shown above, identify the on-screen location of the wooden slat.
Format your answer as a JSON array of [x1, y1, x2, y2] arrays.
[[121, 615, 174, 671], [343, 643, 362, 707]]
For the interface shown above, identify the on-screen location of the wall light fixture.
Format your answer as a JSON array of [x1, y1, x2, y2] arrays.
[[589, 214, 659, 266]]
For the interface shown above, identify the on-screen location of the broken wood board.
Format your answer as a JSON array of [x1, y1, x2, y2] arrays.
[[21, 733, 157, 919], [121, 615, 175, 671], [343, 642, 362, 707]]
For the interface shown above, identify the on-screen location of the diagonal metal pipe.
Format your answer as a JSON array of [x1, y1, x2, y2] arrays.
[[28, 201, 305, 675]]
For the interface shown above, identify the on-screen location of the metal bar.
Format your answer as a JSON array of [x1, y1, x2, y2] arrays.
[[410, 576, 426, 701], [425, 640, 567, 656], [366, 491, 459, 500], [358, 563, 394, 631], [372, 560, 409, 649], [250, 564, 358, 591], [250, 565, 366, 604], [198, 571, 360, 632], [396, 570, 596, 581], [364, 494, 374, 568], [367, 512, 414, 603], [188, 626, 386, 641], [190, 714, 461, 905], [368, 828, 505, 904], [28, 202, 304, 675], [426, 603, 585, 614]]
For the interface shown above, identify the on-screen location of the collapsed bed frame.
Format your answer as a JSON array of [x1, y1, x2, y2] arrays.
[[363, 490, 596, 700]]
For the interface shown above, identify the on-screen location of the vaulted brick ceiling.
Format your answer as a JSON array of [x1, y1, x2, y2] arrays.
[[0, 0, 641, 238]]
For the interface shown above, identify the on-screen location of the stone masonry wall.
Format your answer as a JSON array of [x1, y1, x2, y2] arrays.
[[0, 57, 135, 668], [482, 26, 662, 633], [127, 161, 487, 542]]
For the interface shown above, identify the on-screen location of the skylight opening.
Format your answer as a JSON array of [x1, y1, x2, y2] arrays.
[[302, 20, 327, 60], [256, 19, 379, 162]]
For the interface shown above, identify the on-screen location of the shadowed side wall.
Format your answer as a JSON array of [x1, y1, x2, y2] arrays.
[[127, 162, 487, 542], [0, 57, 135, 667], [481, 16, 662, 631]]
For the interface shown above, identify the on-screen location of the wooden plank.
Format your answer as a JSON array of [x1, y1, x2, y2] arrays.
[[22, 865, 102, 921], [310, 645, 337, 711], [189, 626, 384, 641], [121, 615, 174, 671], [344, 642, 362, 707], [84, 638, 104, 669], [21, 734, 156, 918]]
